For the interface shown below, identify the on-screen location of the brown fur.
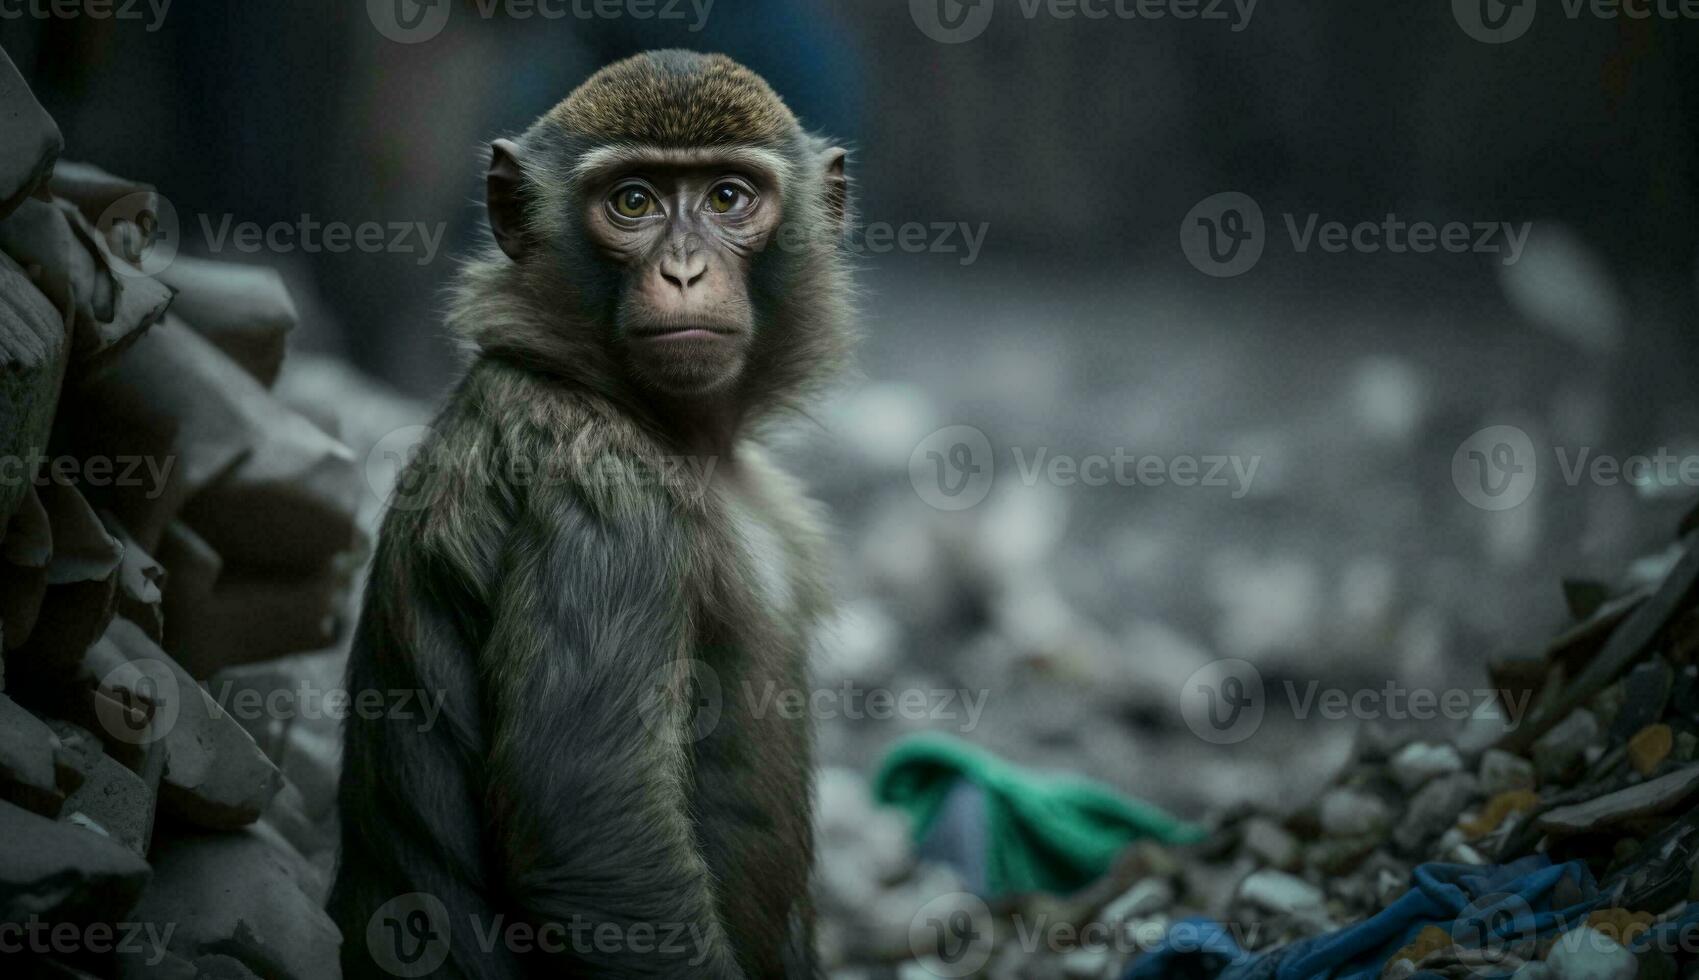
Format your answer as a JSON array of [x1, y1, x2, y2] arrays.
[[553, 51, 799, 148]]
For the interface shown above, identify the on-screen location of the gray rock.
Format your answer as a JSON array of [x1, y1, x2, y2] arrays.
[[0, 692, 64, 815], [1099, 878, 1174, 924], [1240, 816, 1300, 870], [133, 825, 341, 980], [1532, 709, 1600, 784], [105, 618, 282, 829], [62, 750, 156, 857], [1607, 659, 1674, 741], [1319, 787, 1394, 838], [1236, 869, 1325, 915], [1479, 748, 1537, 795], [1545, 927, 1636, 980], [1389, 742, 1463, 791], [1393, 772, 1480, 852], [0, 797, 150, 923], [1537, 764, 1699, 836]]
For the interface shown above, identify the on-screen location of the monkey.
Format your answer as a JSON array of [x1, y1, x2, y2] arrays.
[[327, 51, 854, 979]]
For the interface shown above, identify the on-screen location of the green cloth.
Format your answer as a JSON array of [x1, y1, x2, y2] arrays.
[[872, 732, 1205, 897]]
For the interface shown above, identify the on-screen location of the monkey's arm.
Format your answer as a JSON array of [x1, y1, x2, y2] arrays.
[[482, 488, 746, 979]]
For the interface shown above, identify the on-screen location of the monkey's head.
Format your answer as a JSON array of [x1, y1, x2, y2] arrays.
[[455, 51, 853, 421]]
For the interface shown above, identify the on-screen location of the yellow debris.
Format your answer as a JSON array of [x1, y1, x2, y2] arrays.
[[1459, 790, 1541, 839], [1629, 724, 1673, 776], [1584, 907, 1653, 945]]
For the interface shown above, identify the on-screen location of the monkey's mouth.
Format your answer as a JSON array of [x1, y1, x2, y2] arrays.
[[632, 325, 742, 343]]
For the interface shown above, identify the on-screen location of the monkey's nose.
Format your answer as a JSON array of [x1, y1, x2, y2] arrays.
[[658, 251, 708, 293]]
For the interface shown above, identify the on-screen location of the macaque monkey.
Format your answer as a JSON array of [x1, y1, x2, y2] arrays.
[[330, 50, 853, 979]]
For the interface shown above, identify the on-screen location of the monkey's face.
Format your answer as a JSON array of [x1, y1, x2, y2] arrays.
[[582, 158, 781, 397]]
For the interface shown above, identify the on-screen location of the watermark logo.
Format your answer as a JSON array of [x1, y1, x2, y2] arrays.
[[910, 425, 996, 511], [1449, 891, 1538, 976], [93, 658, 181, 746], [909, 429, 1260, 511], [368, 0, 451, 43], [911, 0, 1257, 41], [1452, 0, 1536, 43], [366, 424, 437, 512], [1182, 193, 1531, 276], [910, 0, 995, 42], [96, 191, 179, 278], [1181, 192, 1265, 278], [638, 659, 722, 745], [1180, 658, 1265, 744], [1451, 427, 1699, 510], [0, 0, 173, 32], [367, 893, 453, 977], [909, 892, 995, 977], [1452, 425, 1537, 511]]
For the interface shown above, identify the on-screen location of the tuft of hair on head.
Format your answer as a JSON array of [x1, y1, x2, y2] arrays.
[[550, 50, 801, 148]]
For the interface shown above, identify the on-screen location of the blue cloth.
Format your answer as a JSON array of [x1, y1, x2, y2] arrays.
[[1123, 856, 1602, 980]]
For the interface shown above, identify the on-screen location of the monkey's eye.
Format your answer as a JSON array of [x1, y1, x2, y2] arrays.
[[610, 184, 657, 219], [705, 181, 753, 215]]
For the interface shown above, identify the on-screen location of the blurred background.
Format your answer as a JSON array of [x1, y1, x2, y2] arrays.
[[9, 0, 1699, 808], [6, 0, 1699, 970]]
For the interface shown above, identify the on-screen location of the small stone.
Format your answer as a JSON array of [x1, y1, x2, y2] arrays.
[[1629, 724, 1674, 776], [1393, 772, 1480, 852], [1382, 958, 1417, 980], [1480, 748, 1538, 795], [1533, 709, 1601, 784], [1459, 789, 1541, 839], [1241, 816, 1300, 871], [1676, 731, 1697, 762], [1545, 927, 1636, 980], [1305, 833, 1380, 875], [1099, 878, 1174, 924], [1389, 742, 1464, 791], [1608, 660, 1674, 742], [1059, 947, 1112, 979], [1319, 788, 1394, 838], [1236, 869, 1325, 915]]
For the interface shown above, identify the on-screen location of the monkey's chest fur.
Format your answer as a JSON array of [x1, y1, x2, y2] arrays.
[[685, 469, 826, 976]]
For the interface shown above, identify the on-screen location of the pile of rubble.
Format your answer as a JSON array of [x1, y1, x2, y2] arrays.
[[0, 48, 361, 978], [826, 511, 1699, 979]]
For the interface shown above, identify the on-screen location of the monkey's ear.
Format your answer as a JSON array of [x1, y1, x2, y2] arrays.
[[487, 138, 529, 262], [821, 146, 848, 230]]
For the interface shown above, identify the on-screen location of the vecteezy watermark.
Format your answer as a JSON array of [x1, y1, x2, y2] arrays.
[[367, 0, 712, 44], [1452, 425, 1699, 511], [95, 194, 444, 273], [365, 894, 718, 975], [1180, 659, 1534, 745], [0, 0, 171, 31], [0, 452, 177, 501], [206, 680, 448, 734], [910, 0, 1256, 44], [0, 917, 177, 966], [638, 659, 991, 743], [1453, 0, 1699, 45], [1181, 192, 1531, 277], [198, 214, 447, 267], [907, 424, 1261, 512], [774, 218, 990, 267], [365, 424, 723, 511]]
